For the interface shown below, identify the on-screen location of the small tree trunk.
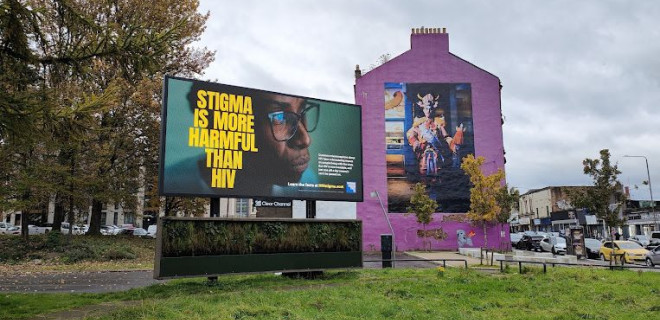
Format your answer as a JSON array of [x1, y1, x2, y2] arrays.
[[483, 222, 488, 250], [53, 194, 64, 231], [20, 192, 30, 241], [88, 199, 103, 235], [67, 153, 75, 235]]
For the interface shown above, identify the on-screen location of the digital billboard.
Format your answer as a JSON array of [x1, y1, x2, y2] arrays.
[[385, 83, 473, 213], [159, 76, 363, 201]]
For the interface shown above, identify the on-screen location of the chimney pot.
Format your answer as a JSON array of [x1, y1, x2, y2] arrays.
[[354, 64, 362, 79]]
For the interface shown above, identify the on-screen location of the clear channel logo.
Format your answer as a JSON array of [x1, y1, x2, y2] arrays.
[[346, 182, 356, 194]]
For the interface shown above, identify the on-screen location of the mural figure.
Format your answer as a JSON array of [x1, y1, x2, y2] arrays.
[[385, 83, 474, 213], [406, 93, 466, 175], [457, 229, 474, 247], [423, 145, 437, 176]]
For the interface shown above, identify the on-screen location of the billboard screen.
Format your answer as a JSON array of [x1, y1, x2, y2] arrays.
[[385, 82, 473, 213], [160, 76, 363, 201]]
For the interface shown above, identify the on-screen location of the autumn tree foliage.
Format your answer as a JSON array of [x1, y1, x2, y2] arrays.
[[407, 182, 438, 250], [461, 154, 505, 249]]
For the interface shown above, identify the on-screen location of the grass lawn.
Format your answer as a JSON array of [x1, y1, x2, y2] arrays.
[[1, 267, 659, 319]]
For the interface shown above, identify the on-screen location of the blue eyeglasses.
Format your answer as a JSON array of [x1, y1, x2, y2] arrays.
[[267, 101, 320, 142]]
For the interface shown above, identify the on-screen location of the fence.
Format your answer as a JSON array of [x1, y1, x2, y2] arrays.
[[497, 257, 653, 274], [363, 258, 468, 269]]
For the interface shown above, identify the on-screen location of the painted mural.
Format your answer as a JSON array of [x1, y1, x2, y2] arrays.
[[385, 83, 474, 213]]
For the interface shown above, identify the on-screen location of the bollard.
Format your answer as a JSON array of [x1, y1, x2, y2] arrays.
[[381, 234, 393, 268]]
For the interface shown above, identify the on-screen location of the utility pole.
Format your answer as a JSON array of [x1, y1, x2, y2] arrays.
[[624, 155, 657, 231]]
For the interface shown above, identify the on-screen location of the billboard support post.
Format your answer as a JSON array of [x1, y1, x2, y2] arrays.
[[306, 201, 316, 219], [210, 198, 220, 217]]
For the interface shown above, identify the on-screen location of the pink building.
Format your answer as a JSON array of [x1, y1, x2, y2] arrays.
[[355, 28, 507, 251]]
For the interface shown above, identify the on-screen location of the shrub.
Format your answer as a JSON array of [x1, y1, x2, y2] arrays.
[[45, 231, 64, 249], [103, 246, 137, 260], [62, 244, 98, 263]]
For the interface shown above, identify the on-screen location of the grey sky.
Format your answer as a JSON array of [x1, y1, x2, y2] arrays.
[[197, 0, 660, 200]]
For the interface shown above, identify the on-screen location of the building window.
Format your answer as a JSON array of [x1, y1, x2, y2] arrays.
[[236, 198, 249, 218], [124, 213, 135, 225]]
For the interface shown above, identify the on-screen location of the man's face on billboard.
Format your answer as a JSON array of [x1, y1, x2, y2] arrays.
[[261, 95, 317, 183]]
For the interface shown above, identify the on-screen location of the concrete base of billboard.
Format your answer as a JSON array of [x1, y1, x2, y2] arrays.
[[156, 251, 362, 279]]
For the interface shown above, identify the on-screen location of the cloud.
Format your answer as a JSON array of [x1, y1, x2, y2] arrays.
[[198, 0, 660, 199]]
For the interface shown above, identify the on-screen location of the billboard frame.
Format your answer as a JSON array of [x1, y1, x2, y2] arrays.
[[158, 75, 364, 202]]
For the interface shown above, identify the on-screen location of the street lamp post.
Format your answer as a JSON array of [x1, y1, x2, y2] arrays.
[[623, 155, 658, 231], [370, 190, 395, 267]]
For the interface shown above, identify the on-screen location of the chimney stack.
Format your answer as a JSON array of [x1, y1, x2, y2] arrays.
[[410, 26, 449, 52]]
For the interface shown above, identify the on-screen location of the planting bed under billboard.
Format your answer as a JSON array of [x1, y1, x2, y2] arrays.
[[154, 217, 362, 279], [159, 76, 363, 201]]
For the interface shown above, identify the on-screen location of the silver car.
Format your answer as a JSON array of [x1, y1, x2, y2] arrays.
[[645, 245, 660, 267], [629, 235, 650, 247], [540, 236, 567, 255]]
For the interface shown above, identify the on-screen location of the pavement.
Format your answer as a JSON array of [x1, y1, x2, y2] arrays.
[[2, 251, 655, 294]]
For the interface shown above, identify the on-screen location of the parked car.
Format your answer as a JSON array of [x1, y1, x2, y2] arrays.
[[116, 228, 134, 236], [540, 236, 567, 255], [133, 228, 148, 237], [650, 231, 660, 246], [510, 233, 523, 247], [3, 226, 21, 235], [600, 241, 649, 263], [645, 245, 660, 267], [516, 234, 545, 251], [146, 225, 157, 239], [584, 238, 602, 259], [60, 222, 84, 235], [0, 222, 15, 234], [628, 235, 650, 247], [101, 225, 121, 235], [28, 224, 53, 234]]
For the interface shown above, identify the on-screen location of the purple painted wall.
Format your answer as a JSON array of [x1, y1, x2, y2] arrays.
[[355, 31, 507, 251]]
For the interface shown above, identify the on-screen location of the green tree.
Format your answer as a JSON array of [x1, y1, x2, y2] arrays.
[[566, 149, 626, 234], [0, 0, 213, 237], [496, 184, 520, 224], [406, 182, 437, 250], [495, 184, 519, 250], [461, 154, 505, 249]]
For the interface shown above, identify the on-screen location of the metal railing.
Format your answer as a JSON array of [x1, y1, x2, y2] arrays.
[[363, 258, 469, 269], [497, 256, 652, 274], [480, 247, 495, 266]]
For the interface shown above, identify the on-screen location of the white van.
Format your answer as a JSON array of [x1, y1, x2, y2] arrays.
[[147, 225, 157, 238]]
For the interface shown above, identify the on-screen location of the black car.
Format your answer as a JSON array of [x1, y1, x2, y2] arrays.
[[516, 234, 545, 251], [584, 238, 602, 259]]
